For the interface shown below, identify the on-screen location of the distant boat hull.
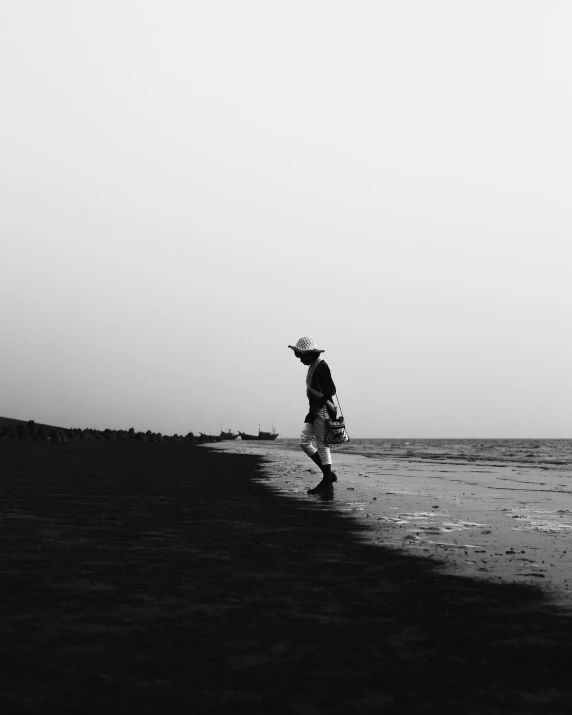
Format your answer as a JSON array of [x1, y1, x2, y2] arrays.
[[220, 432, 239, 441], [239, 432, 279, 441]]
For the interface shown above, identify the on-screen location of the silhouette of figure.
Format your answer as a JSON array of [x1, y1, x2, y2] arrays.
[[288, 337, 338, 494]]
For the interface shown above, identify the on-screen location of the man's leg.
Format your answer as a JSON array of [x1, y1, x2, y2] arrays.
[[308, 451, 337, 482], [300, 422, 318, 460], [300, 422, 331, 493], [307, 418, 335, 493], [314, 417, 335, 482], [301, 422, 337, 484]]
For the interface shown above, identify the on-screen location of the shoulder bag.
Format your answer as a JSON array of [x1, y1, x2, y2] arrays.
[[325, 394, 350, 447]]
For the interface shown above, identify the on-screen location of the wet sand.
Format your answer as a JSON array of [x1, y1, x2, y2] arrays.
[[218, 441, 572, 605], [1, 441, 572, 713]]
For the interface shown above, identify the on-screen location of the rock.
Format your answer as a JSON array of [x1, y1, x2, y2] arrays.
[[17, 424, 30, 440]]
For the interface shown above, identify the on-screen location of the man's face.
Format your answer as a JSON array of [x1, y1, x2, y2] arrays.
[[296, 351, 315, 365]]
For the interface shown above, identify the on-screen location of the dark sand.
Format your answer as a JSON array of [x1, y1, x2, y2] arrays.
[[1, 442, 571, 713]]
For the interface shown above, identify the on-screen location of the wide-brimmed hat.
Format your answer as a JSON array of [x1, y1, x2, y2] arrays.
[[288, 336, 325, 354]]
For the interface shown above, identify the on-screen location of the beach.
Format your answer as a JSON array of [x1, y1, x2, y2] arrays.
[[217, 438, 572, 606], [1, 440, 572, 713]]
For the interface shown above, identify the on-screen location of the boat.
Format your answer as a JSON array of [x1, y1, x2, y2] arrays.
[[220, 429, 239, 441], [238, 426, 279, 441]]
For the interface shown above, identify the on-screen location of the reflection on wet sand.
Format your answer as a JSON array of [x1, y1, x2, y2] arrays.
[[216, 439, 572, 605]]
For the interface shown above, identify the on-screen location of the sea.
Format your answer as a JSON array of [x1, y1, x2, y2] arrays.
[[269, 438, 572, 472]]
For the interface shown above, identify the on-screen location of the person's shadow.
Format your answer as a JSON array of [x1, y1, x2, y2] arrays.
[[309, 489, 335, 502]]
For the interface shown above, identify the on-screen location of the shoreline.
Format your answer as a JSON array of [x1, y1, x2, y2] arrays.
[[208, 440, 572, 607]]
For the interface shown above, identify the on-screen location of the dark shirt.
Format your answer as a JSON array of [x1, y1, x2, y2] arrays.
[[305, 361, 337, 424]]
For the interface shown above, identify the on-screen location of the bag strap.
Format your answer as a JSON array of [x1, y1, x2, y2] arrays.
[[316, 368, 344, 417]]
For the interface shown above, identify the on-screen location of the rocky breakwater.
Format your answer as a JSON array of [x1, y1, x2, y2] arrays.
[[0, 420, 197, 445]]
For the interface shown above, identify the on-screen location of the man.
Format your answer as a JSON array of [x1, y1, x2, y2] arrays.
[[288, 336, 338, 494]]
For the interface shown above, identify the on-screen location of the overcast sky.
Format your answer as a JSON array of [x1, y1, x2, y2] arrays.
[[1, 1, 571, 438]]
